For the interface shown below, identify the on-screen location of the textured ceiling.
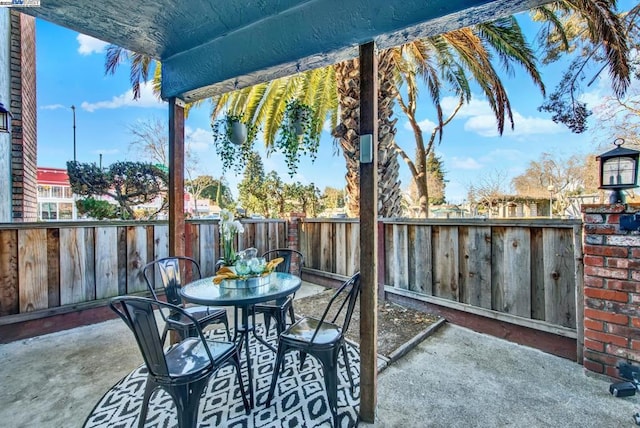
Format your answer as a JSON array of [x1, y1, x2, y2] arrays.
[[20, 0, 549, 101]]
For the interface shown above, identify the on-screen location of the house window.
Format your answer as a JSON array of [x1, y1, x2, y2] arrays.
[[40, 202, 57, 220], [51, 186, 63, 198], [38, 185, 51, 198], [63, 187, 73, 198], [59, 203, 73, 220]]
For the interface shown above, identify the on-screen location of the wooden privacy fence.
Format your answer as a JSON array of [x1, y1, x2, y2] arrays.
[[300, 218, 583, 338], [0, 219, 286, 323]]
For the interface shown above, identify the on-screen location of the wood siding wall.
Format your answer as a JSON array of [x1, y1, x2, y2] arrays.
[[0, 219, 286, 321], [301, 218, 582, 334]]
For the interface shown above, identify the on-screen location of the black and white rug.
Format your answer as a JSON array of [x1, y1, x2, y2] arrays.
[[84, 326, 360, 427]]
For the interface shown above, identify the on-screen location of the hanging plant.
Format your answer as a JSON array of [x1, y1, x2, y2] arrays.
[[275, 99, 320, 176], [211, 113, 258, 172]]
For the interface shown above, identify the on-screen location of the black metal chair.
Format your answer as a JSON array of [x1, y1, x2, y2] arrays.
[[252, 249, 304, 337], [109, 296, 250, 428], [143, 256, 230, 343], [265, 272, 361, 427]]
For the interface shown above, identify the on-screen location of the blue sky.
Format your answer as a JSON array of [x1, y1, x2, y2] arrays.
[[35, 9, 619, 204]]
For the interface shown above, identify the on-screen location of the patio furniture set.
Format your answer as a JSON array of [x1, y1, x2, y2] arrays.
[[107, 249, 362, 427]]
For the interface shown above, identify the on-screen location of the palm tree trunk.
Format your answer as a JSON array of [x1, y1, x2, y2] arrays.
[[377, 50, 403, 218], [333, 52, 402, 218]]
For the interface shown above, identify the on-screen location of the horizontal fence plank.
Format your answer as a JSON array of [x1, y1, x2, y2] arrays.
[[387, 287, 577, 339]]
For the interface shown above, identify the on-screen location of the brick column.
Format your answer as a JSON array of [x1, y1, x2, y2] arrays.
[[582, 204, 640, 379], [10, 11, 37, 222], [287, 212, 305, 273]]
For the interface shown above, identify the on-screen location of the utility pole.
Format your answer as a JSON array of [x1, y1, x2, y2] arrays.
[[71, 105, 77, 162]]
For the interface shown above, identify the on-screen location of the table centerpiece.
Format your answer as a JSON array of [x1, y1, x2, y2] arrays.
[[213, 256, 284, 289]]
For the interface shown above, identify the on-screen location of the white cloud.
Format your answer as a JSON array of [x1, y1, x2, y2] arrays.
[[185, 127, 213, 152], [442, 96, 492, 118], [403, 118, 436, 131], [40, 104, 66, 110], [81, 82, 165, 112], [464, 111, 564, 138], [450, 156, 483, 170], [77, 34, 109, 56]]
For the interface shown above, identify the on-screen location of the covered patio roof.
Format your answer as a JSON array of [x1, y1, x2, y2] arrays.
[[22, 0, 547, 102], [17, 0, 551, 422]]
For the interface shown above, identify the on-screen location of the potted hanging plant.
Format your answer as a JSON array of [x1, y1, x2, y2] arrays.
[[275, 99, 320, 175], [211, 113, 258, 172]]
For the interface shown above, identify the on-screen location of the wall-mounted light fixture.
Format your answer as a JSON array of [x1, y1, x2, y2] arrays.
[[0, 102, 12, 133], [597, 138, 639, 204]]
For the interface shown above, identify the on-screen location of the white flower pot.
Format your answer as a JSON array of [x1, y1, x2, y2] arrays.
[[228, 120, 247, 145]]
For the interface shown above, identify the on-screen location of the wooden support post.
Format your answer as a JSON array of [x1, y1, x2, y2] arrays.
[[359, 40, 378, 423], [168, 98, 185, 257]]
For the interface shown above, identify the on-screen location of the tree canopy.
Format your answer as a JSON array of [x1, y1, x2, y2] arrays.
[[67, 161, 168, 220]]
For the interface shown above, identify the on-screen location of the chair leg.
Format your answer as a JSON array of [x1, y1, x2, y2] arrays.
[[318, 351, 340, 428], [341, 343, 356, 394], [171, 377, 209, 428], [221, 313, 231, 341], [231, 350, 250, 413], [288, 303, 295, 325], [138, 377, 157, 428], [299, 351, 308, 370], [266, 344, 287, 407], [263, 312, 273, 336]]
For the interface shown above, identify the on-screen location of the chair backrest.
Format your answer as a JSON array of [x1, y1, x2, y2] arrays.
[[262, 248, 305, 276], [142, 256, 202, 306], [109, 296, 214, 381], [311, 272, 361, 342]]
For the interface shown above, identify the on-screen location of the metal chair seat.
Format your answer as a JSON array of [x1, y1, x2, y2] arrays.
[[164, 338, 236, 380], [281, 317, 342, 346]]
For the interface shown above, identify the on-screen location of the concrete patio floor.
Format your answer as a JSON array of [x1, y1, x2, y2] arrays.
[[1, 281, 638, 427]]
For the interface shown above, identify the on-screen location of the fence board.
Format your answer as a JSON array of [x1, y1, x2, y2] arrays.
[[335, 222, 347, 276], [18, 229, 48, 312], [126, 226, 148, 293], [60, 228, 89, 305], [116, 227, 126, 295], [492, 227, 531, 317], [199, 223, 217, 277], [0, 230, 18, 316], [459, 226, 491, 309], [95, 227, 119, 299], [268, 222, 279, 252], [530, 228, 545, 321], [47, 229, 60, 308], [255, 222, 266, 254], [408, 225, 431, 294], [346, 222, 360, 275], [84, 228, 96, 301], [432, 226, 459, 301], [384, 224, 394, 286], [320, 222, 333, 272], [392, 224, 409, 289], [543, 228, 576, 328], [154, 224, 169, 261]]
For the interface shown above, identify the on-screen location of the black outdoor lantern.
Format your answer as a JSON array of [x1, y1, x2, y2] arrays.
[[597, 138, 640, 204], [0, 102, 11, 133]]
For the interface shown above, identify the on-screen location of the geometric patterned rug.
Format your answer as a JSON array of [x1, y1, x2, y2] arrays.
[[84, 325, 360, 427]]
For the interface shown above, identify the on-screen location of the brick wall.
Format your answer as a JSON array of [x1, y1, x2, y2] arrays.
[[582, 204, 640, 379], [287, 212, 306, 273], [10, 11, 37, 222]]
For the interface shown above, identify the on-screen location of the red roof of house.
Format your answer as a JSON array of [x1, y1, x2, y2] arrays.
[[37, 167, 70, 186]]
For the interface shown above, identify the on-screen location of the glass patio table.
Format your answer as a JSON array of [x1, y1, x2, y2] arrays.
[[180, 272, 301, 409]]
